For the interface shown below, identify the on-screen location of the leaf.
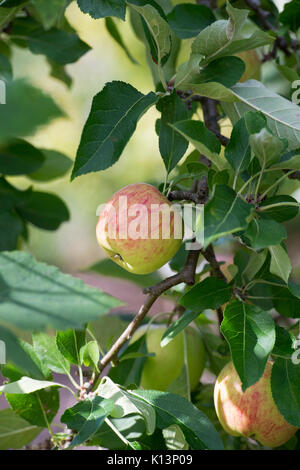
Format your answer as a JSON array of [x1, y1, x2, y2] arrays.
[[245, 216, 287, 250], [161, 310, 200, 347], [180, 277, 232, 312], [271, 154, 300, 171], [167, 4, 215, 39], [269, 245, 292, 284], [105, 17, 137, 64], [87, 258, 161, 287], [225, 117, 251, 176], [56, 329, 86, 365], [0, 210, 24, 251], [0, 325, 48, 379], [128, 2, 172, 67], [32, 333, 70, 375], [221, 300, 275, 390], [259, 196, 299, 222], [204, 184, 252, 248], [242, 249, 267, 283], [61, 397, 115, 449], [163, 424, 188, 450], [6, 387, 60, 427], [171, 120, 223, 170], [109, 335, 148, 386], [127, 389, 224, 450], [272, 325, 295, 357], [279, 0, 300, 32], [0, 6, 20, 29], [247, 274, 300, 318], [191, 3, 272, 64], [249, 128, 285, 168], [224, 80, 300, 151], [31, 0, 71, 29], [77, 0, 126, 20], [28, 149, 72, 182], [0, 138, 44, 175], [16, 191, 70, 231], [80, 341, 100, 369], [0, 79, 63, 139], [0, 0, 27, 6], [157, 91, 188, 173], [0, 377, 63, 395], [178, 56, 245, 102], [0, 251, 122, 330], [0, 408, 42, 450], [271, 358, 300, 427], [72, 81, 157, 178], [0, 52, 12, 81], [26, 27, 91, 65], [166, 365, 190, 400]]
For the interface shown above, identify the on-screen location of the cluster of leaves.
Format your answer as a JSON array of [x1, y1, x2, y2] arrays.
[[0, 0, 300, 451]]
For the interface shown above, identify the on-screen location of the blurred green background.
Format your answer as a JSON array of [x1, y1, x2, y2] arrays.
[[8, 0, 300, 276]]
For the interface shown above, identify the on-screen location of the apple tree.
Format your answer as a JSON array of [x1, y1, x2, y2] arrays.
[[0, 0, 300, 451]]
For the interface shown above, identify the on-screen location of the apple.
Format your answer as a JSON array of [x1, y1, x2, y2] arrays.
[[236, 50, 261, 83], [131, 324, 206, 391], [214, 361, 298, 447], [96, 183, 182, 274]]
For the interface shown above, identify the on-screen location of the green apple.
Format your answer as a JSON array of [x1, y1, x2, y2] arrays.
[[131, 324, 206, 391], [214, 361, 298, 447], [236, 50, 261, 82], [96, 183, 183, 275]]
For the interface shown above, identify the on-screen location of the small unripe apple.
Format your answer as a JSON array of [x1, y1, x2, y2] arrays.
[[96, 183, 182, 275], [236, 50, 261, 83], [214, 361, 298, 447], [131, 324, 206, 391]]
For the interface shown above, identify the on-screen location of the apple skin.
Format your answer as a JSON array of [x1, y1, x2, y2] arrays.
[[236, 50, 261, 83], [131, 324, 206, 391], [214, 361, 298, 447], [96, 183, 182, 275]]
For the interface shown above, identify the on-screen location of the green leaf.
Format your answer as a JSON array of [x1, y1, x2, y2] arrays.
[[166, 365, 189, 400], [0, 52, 12, 81], [32, 333, 70, 375], [272, 325, 295, 357], [178, 56, 245, 102], [48, 59, 72, 88], [0, 210, 24, 251], [269, 244, 292, 284], [0, 138, 45, 175], [224, 80, 300, 151], [280, 0, 300, 32], [0, 377, 63, 395], [163, 424, 188, 450], [0, 0, 27, 6], [0, 325, 48, 379], [77, 0, 126, 20], [79, 341, 100, 369], [31, 0, 71, 29], [180, 277, 232, 312], [161, 310, 199, 347], [29, 30, 89, 65], [0, 408, 42, 450], [28, 149, 72, 182], [61, 397, 115, 449], [56, 329, 86, 365], [72, 81, 157, 178], [191, 3, 272, 64], [17, 191, 69, 231], [127, 389, 224, 450], [249, 128, 285, 168], [171, 120, 223, 170], [242, 249, 267, 283], [128, 2, 172, 68], [0, 6, 20, 28], [87, 258, 161, 287], [157, 91, 188, 173], [6, 387, 59, 427], [259, 196, 299, 222], [204, 184, 252, 247], [271, 154, 300, 171], [245, 216, 287, 250], [271, 358, 300, 427], [221, 300, 275, 390], [0, 79, 63, 139], [109, 335, 147, 386], [0, 251, 122, 330], [225, 117, 251, 177], [167, 4, 215, 39], [105, 17, 137, 64]]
